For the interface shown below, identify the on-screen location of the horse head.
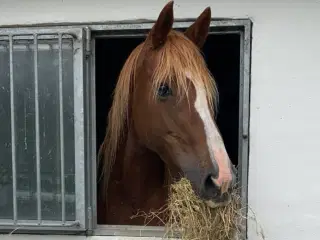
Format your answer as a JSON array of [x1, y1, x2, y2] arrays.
[[102, 1, 237, 209]]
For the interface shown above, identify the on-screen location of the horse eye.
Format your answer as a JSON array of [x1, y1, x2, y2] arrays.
[[157, 83, 172, 99]]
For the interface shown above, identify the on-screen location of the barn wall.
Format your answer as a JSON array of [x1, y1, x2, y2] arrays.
[[1, 0, 320, 240]]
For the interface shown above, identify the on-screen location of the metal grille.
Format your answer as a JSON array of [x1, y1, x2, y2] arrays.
[[0, 28, 86, 230]]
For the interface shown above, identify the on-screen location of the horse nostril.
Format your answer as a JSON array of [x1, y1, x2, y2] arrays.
[[210, 175, 231, 194], [201, 174, 232, 203], [204, 175, 219, 193]]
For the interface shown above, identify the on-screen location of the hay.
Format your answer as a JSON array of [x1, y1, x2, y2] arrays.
[[164, 178, 244, 240], [133, 177, 246, 240]]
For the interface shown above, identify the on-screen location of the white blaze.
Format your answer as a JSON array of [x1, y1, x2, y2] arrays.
[[191, 76, 232, 188]]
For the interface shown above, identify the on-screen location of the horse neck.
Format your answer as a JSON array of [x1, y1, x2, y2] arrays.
[[118, 127, 166, 205]]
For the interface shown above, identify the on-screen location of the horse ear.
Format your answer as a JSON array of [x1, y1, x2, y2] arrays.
[[149, 1, 174, 49], [184, 7, 211, 48]]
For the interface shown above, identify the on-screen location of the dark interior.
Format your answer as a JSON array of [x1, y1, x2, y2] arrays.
[[95, 32, 241, 168]]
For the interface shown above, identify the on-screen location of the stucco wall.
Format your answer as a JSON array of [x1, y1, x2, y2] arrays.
[[1, 0, 320, 239]]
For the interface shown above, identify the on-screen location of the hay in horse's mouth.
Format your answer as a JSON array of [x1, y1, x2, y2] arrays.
[[132, 177, 246, 240]]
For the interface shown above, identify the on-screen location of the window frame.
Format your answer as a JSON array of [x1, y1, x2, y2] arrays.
[[0, 18, 252, 238], [0, 27, 88, 234], [87, 19, 252, 239]]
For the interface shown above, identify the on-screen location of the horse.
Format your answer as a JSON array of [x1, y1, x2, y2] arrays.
[[97, 1, 237, 226]]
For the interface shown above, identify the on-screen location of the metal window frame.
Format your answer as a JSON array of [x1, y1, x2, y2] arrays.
[[0, 27, 87, 234], [0, 17, 252, 238], [86, 18, 252, 239]]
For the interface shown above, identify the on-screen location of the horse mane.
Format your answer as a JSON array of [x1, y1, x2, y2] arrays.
[[97, 41, 144, 187], [98, 30, 218, 191]]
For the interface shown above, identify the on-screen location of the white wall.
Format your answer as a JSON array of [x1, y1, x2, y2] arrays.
[[1, 0, 320, 239]]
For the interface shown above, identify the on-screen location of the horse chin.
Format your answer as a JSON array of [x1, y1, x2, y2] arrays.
[[204, 198, 232, 209]]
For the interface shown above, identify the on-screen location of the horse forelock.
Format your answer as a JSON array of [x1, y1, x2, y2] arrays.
[[98, 29, 219, 191], [150, 31, 218, 109]]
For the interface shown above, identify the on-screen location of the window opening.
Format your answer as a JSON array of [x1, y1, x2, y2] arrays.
[[95, 29, 243, 229]]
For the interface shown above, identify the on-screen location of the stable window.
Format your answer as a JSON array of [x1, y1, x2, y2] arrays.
[[91, 20, 251, 238], [0, 19, 251, 238]]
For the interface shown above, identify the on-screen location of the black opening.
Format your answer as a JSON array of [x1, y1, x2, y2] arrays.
[[95, 33, 240, 167], [95, 32, 241, 225]]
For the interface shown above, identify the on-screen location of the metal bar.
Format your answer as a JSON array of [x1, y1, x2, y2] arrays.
[[93, 31, 241, 39], [90, 37, 97, 231], [237, 29, 247, 240], [0, 35, 72, 40], [84, 27, 94, 232], [34, 33, 42, 224], [0, 222, 84, 236], [0, 29, 78, 37], [240, 22, 252, 240], [0, 43, 73, 52], [0, 35, 75, 41], [0, 219, 80, 227], [88, 19, 249, 31], [93, 225, 169, 238], [58, 33, 66, 224], [73, 29, 86, 228], [9, 34, 18, 224]]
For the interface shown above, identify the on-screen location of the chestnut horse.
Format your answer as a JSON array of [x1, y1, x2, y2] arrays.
[[97, 1, 237, 226]]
